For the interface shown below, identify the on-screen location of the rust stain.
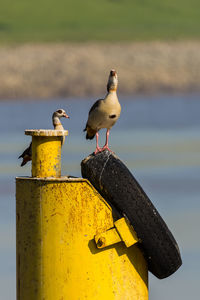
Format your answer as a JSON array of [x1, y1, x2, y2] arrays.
[[51, 212, 64, 217]]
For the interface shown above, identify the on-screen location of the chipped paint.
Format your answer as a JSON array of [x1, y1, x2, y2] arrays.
[[25, 129, 68, 137], [16, 179, 148, 299], [16, 131, 148, 299]]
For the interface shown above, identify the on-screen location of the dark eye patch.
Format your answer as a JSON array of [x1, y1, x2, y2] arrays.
[[109, 114, 116, 119], [57, 109, 62, 114]]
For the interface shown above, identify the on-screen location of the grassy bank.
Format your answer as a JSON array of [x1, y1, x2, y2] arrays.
[[1, 41, 200, 99], [0, 0, 200, 43]]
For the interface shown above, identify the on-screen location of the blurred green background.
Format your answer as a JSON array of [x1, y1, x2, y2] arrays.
[[0, 0, 200, 43]]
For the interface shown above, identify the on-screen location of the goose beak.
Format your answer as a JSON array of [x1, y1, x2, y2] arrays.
[[110, 70, 117, 77], [64, 113, 70, 119]]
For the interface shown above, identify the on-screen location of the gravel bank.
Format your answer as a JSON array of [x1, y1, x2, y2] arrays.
[[0, 41, 200, 99]]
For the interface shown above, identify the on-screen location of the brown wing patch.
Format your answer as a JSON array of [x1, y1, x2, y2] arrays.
[[18, 142, 32, 159], [85, 125, 97, 140], [21, 155, 32, 166], [89, 99, 102, 114], [83, 99, 102, 132]]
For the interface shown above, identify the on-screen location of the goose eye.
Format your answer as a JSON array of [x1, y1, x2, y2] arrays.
[[57, 109, 62, 114]]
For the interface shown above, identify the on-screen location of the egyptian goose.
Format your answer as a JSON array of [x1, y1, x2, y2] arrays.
[[84, 70, 121, 154], [52, 109, 69, 145], [19, 109, 69, 166]]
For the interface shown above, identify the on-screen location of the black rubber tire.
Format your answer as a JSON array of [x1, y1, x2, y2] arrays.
[[81, 150, 182, 279]]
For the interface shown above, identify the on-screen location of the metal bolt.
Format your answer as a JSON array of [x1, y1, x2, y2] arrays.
[[97, 237, 105, 248]]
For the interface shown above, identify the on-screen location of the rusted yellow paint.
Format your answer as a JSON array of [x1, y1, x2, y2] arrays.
[[16, 131, 148, 300], [16, 178, 148, 300]]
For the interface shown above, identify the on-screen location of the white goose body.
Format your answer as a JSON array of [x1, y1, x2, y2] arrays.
[[53, 118, 65, 131], [88, 92, 121, 131]]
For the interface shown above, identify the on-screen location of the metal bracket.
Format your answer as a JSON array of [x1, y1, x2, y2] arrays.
[[95, 217, 139, 249]]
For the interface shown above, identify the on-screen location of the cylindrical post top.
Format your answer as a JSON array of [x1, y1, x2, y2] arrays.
[[25, 129, 68, 137], [25, 129, 68, 178]]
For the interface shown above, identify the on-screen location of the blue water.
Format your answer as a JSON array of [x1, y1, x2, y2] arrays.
[[0, 94, 200, 299]]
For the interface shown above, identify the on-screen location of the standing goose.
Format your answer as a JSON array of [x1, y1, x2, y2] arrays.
[[84, 70, 121, 154], [19, 109, 69, 167]]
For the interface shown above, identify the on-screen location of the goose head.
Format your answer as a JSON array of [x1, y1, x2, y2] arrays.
[[52, 109, 69, 127], [107, 69, 118, 92]]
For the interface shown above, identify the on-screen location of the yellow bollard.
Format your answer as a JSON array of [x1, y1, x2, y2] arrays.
[[16, 130, 148, 300], [25, 129, 68, 178]]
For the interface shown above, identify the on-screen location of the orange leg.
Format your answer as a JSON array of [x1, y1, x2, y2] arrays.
[[101, 130, 112, 152], [94, 132, 102, 155]]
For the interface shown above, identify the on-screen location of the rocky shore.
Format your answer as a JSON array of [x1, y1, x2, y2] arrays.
[[0, 41, 200, 99]]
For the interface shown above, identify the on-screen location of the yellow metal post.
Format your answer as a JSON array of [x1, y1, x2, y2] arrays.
[[16, 130, 148, 300], [25, 129, 68, 178]]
